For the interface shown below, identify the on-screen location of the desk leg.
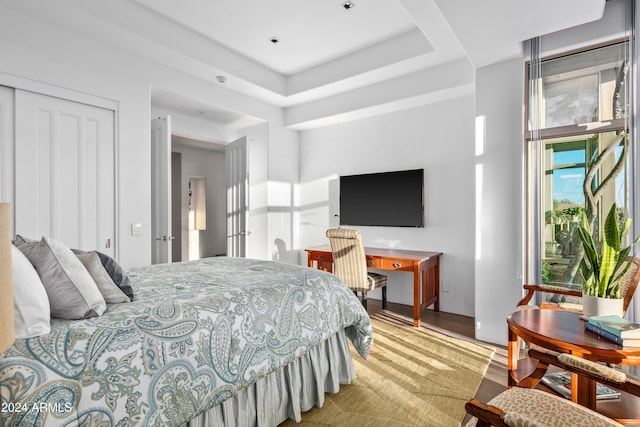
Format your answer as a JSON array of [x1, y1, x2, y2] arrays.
[[318, 261, 332, 273], [431, 260, 440, 312], [413, 266, 421, 328]]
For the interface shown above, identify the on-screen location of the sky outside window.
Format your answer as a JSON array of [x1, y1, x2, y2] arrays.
[[552, 149, 585, 205]]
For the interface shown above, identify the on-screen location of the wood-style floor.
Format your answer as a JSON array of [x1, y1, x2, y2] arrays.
[[366, 299, 508, 423]]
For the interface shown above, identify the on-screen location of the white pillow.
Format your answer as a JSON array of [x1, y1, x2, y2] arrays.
[[15, 237, 106, 319], [11, 244, 51, 338]]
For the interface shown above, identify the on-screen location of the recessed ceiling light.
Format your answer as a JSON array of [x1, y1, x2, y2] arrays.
[[342, 1, 355, 10], [269, 36, 280, 44]]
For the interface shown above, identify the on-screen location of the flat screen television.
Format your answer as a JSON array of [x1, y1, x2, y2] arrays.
[[339, 169, 424, 227]]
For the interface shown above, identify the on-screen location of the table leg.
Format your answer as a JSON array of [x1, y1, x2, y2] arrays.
[[507, 327, 518, 388], [575, 367, 597, 409]]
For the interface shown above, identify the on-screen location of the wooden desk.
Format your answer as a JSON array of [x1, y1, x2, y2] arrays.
[[305, 246, 442, 327], [508, 309, 640, 422]]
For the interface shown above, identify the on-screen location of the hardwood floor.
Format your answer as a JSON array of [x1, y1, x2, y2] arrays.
[[366, 299, 508, 423]]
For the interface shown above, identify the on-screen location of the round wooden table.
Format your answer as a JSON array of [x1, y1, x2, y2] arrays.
[[507, 309, 640, 423]]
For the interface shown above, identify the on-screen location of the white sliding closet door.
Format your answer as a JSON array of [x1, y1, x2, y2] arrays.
[[14, 89, 115, 256], [0, 86, 14, 206]]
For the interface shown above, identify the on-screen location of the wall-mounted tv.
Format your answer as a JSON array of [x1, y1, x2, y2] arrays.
[[339, 169, 424, 227]]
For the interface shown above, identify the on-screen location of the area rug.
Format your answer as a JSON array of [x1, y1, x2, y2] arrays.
[[281, 317, 495, 427]]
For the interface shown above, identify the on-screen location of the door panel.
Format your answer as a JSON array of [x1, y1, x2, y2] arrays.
[[0, 86, 14, 208], [14, 89, 115, 256], [225, 136, 248, 257], [151, 116, 172, 264]]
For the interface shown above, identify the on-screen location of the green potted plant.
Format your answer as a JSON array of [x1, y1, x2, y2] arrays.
[[576, 203, 640, 317]]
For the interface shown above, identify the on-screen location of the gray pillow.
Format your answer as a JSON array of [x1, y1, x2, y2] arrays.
[[76, 252, 129, 304], [72, 249, 134, 301], [15, 236, 106, 319]]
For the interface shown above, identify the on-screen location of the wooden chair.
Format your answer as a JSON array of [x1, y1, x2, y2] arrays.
[[465, 348, 640, 426], [325, 228, 387, 310], [516, 257, 640, 316]]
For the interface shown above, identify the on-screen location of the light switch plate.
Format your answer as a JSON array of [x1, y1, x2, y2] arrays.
[[131, 223, 142, 236]]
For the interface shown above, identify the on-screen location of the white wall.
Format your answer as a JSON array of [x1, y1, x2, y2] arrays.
[[0, 4, 294, 268], [474, 58, 525, 344], [268, 122, 301, 264], [298, 96, 476, 316]]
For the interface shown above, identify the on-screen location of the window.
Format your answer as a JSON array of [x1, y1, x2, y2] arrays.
[[526, 40, 630, 287]]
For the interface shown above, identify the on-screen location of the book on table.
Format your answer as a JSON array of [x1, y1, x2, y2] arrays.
[[584, 321, 640, 346], [588, 315, 640, 339], [542, 371, 621, 400]]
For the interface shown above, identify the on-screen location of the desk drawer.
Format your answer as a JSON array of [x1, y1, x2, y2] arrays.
[[366, 258, 381, 268], [309, 252, 333, 263], [380, 258, 413, 271]]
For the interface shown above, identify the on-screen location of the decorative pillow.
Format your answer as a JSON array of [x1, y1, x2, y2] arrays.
[[13, 234, 37, 245], [76, 251, 129, 304], [11, 244, 51, 338], [72, 249, 134, 301], [15, 237, 106, 319]]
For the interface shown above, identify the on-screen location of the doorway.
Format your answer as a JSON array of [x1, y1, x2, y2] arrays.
[[150, 88, 267, 261], [171, 135, 228, 261]]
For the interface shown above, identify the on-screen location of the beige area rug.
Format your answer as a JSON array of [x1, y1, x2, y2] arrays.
[[281, 316, 495, 427]]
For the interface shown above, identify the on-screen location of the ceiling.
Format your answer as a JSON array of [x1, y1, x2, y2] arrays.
[[8, 0, 607, 130]]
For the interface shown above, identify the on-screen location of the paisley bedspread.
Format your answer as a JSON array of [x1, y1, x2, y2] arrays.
[[0, 257, 373, 426]]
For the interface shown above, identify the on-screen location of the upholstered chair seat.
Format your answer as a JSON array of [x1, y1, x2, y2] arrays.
[[466, 387, 624, 427], [466, 349, 640, 427]]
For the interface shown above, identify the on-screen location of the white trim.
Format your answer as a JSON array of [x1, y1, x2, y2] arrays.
[[0, 71, 117, 111]]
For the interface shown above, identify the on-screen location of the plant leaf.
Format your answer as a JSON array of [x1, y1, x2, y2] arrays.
[[579, 258, 594, 296], [599, 238, 616, 295], [603, 203, 621, 252]]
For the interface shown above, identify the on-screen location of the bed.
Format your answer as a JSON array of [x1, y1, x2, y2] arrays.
[[0, 256, 373, 427]]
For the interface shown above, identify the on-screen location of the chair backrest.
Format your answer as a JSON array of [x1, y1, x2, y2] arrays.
[[518, 257, 640, 315], [620, 257, 640, 315], [325, 228, 368, 290]]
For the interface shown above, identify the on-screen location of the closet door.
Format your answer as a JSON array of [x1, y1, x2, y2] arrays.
[[14, 90, 115, 256], [0, 86, 14, 206]]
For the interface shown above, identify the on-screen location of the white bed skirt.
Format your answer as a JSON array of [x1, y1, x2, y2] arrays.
[[185, 328, 356, 427]]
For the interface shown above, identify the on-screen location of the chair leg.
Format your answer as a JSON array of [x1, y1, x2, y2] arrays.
[[382, 286, 387, 310], [361, 291, 368, 310]]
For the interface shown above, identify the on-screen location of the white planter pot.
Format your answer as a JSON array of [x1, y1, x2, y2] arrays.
[[582, 293, 623, 318]]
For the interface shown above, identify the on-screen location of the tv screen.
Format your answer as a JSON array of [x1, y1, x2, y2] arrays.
[[339, 169, 424, 227]]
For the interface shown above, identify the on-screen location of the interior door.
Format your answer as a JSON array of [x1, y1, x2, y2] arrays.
[[14, 89, 115, 256], [225, 136, 249, 257], [0, 86, 14, 207], [151, 116, 172, 264]]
